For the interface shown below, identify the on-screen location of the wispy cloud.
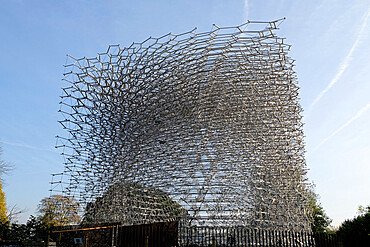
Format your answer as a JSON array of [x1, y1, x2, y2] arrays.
[[1, 140, 58, 154], [310, 103, 370, 153], [243, 0, 249, 22], [307, 7, 370, 114]]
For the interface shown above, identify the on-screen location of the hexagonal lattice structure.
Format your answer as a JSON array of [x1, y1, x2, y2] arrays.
[[54, 19, 311, 231]]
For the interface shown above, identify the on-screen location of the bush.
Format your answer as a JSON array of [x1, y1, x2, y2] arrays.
[[338, 206, 370, 247]]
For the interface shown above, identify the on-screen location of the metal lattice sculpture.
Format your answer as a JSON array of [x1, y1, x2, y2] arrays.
[[54, 19, 311, 231]]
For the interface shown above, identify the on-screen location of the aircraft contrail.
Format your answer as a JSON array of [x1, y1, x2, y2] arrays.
[[1, 140, 59, 153], [243, 0, 249, 22], [310, 103, 370, 153], [307, 7, 370, 114]]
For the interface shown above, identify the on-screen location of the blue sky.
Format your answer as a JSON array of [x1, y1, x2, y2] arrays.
[[0, 0, 369, 226]]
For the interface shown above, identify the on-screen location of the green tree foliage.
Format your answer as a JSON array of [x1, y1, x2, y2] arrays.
[[308, 186, 332, 233], [338, 205, 370, 247], [38, 195, 81, 227], [25, 215, 49, 242], [0, 215, 49, 245]]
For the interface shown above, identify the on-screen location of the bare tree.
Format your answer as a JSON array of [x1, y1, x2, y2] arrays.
[[6, 205, 26, 222], [0, 144, 12, 223], [0, 145, 12, 176]]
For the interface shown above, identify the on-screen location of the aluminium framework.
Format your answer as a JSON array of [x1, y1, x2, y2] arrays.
[[53, 19, 312, 231]]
